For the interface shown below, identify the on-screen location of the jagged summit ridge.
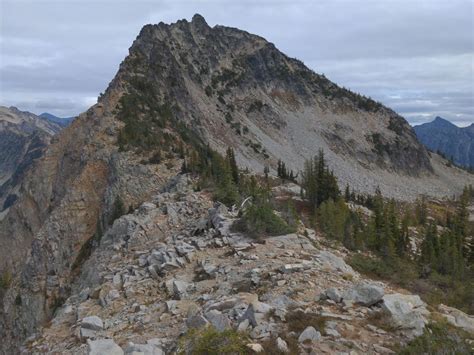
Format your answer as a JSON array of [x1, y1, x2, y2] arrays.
[[98, 14, 471, 199]]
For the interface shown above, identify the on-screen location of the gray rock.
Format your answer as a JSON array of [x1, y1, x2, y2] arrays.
[[279, 262, 312, 273], [80, 327, 97, 340], [298, 326, 321, 343], [175, 241, 195, 258], [205, 310, 231, 332], [87, 339, 123, 355], [81, 316, 104, 331], [324, 288, 342, 303], [325, 328, 340, 337], [209, 203, 231, 236], [124, 342, 164, 355], [276, 337, 289, 353], [186, 313, 209, 329], [139, 202, 157, 214], [342, 283, 384, 306], [240, 304, 261, 327], [438, 304, 474, 334], [315, 251, 356, 276], [382, 293, 429, 337], [173, 280, 191, 300]]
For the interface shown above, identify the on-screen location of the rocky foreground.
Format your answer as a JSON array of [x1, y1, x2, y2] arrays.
[[22, 176, 474, 354]]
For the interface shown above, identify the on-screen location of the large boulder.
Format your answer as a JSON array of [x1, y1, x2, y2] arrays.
[[438, 304, 474, 334], [382, 293, 430, 337], [342, 283, 384, 306], [315, 251, 356, 276], [87, 339, 123, 355]]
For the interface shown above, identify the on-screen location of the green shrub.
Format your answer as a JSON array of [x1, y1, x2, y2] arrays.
[[0, 270, 12, 290], [109, 195, 126, 225], [178, 326, 250, 355], [233, 202, 295, 239]]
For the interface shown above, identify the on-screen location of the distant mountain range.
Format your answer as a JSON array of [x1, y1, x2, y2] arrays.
[[414, 117, 474, 169], [39, 112, 75, 127]]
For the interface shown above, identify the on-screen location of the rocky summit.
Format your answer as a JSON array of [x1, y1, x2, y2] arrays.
[[0, 14, 473, 355]]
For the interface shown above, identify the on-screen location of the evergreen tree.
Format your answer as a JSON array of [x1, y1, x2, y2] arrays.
[[263, 166, 269, 180], [226, 147, 239, 185], [301, 149, 340, 210], [420, 222, 439, 267], [110, 195, 126, 225], [344, 184, 351, 202], [396, 212, 410, 257]]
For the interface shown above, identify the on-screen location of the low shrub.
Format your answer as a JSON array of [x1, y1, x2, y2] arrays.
[[396, 321, 471, 354], [178, 326, 250, 355], [0, 270, 12, 290], [233, 202, 295, 239]]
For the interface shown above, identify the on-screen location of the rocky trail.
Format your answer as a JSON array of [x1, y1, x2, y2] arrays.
[[24, 175, 474, 354]]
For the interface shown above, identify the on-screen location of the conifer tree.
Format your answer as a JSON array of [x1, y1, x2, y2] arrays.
[[226, 147, 239, 185], [344, 184, 351, 202], [420, 222, 438, 267]]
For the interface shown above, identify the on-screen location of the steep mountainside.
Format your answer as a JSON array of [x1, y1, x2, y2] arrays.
[[39, 112, 75, 127], [0, 15, 473, 353], [0, 106, 62, 214], [414, 117, 474, 169]]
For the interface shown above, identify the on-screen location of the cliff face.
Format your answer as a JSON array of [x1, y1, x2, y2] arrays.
[[414, 117, 474, 169], [0, 15, 473, 353]]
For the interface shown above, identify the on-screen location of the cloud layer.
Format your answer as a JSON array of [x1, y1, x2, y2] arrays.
[[1, 0, 472, 126]]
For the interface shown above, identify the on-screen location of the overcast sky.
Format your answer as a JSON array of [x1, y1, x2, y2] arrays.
[[0, 0, 473, 127]]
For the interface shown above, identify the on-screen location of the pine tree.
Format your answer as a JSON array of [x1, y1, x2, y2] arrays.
[[110, 195, 126, 225], [420, 222, 438, 267], [396, 212, 410, 257], [226, 147, 239, 185], [263, 166, 269, 180], [344, 184, 351, 202]]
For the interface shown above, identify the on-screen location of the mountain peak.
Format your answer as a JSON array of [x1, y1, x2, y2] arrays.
[[414, 116, 474, 168], [191, 13, 208, 26], [432, 116, 455, 127]]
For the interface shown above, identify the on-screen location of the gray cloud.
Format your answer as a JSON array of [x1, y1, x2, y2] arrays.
[[0, 0, 472, 126]]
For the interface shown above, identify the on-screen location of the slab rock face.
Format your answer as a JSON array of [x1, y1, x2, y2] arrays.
[[382, 293, 430, 337]]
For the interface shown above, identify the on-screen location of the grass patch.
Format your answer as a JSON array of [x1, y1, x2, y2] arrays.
[[178, 326, 251, 355], [286, 309, 326, 334], [0, 270, 12, 290], [348, 254, 474, 314], [259, 336, 299, 354], [366, 310, 396, 332]]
